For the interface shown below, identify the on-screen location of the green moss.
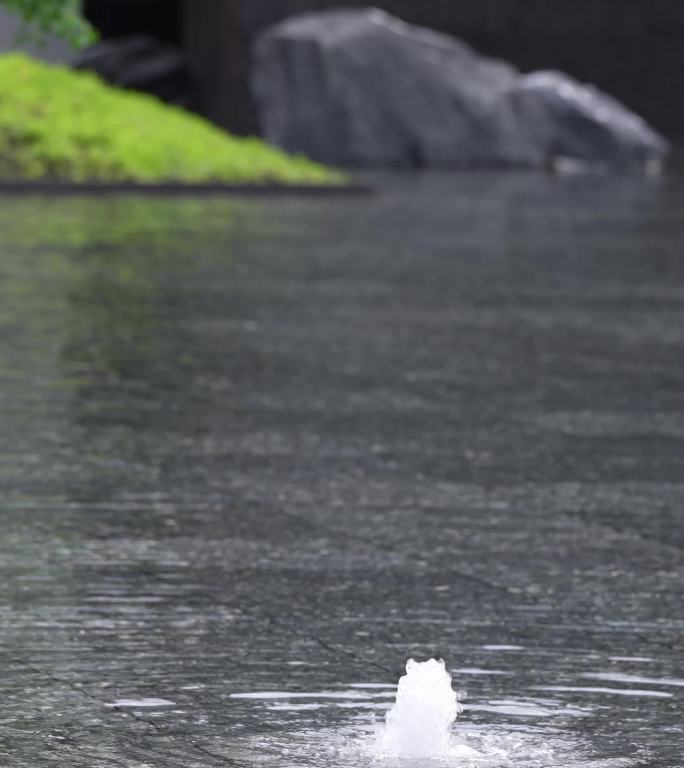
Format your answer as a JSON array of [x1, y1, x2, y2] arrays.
[[0, 53, 344, 185]]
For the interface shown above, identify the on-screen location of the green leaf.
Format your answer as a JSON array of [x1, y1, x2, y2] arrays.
[[1, 0, 96, 47]]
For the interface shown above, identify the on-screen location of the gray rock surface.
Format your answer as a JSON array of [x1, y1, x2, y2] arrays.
[[253, 8, 668, 171]]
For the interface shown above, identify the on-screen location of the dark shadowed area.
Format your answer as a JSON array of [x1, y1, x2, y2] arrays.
[[0, 174, 682, 766]]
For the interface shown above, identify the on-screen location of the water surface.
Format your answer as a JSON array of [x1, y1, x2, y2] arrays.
[[0, 174, 682, 766]]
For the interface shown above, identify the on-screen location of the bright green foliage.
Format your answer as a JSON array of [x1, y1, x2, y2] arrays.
[[0, 54, 343, 184], [1, 0, 95, 47]]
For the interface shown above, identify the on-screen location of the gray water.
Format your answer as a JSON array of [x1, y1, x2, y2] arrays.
[[0, 174, 682, 767]]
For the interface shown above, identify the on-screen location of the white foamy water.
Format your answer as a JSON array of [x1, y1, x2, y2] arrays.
[[227, 654, 646, 767], [377, 658, 464, 758], [227, 659, 640, 768]]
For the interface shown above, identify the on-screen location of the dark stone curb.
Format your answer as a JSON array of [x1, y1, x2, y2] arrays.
[[0, 180, 373, 197]]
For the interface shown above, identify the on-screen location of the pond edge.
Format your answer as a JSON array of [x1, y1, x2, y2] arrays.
[[0, 180, 373, 197]]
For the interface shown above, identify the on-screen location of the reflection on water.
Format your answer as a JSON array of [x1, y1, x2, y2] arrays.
[[533, 686, 673, 698], [0, 176, 682, 767]]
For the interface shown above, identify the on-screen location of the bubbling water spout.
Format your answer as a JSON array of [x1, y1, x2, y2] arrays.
[[379, 658, 462, 758]]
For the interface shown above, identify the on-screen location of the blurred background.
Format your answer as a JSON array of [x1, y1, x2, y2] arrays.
[[1, 0, 681, 139]]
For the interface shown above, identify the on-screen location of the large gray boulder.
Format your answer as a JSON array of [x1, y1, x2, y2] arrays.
[[253, 8, 668, 171]]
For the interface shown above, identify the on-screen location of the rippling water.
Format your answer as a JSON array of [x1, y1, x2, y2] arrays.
[[0, 174, 682, 766], [226, 645, 676, 767]]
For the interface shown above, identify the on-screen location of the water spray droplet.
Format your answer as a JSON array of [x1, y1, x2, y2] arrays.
[[378, 658, 461, 758]]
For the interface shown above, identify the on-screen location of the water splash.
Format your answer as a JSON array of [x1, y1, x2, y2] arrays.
[[378, 658, 463, 758]]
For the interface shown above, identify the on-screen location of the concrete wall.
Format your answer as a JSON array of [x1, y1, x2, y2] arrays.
[[0, 7, 75, 62]]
